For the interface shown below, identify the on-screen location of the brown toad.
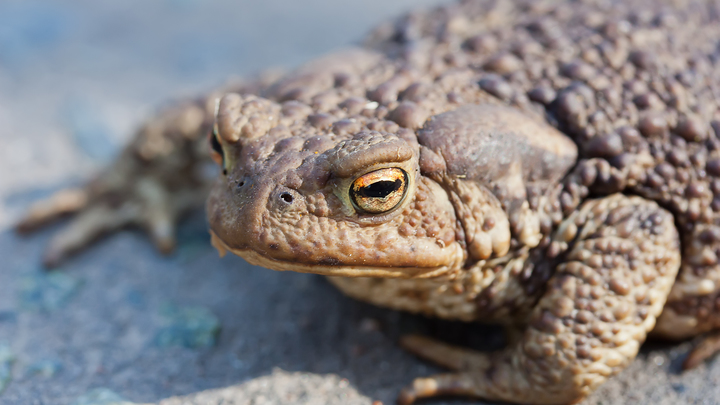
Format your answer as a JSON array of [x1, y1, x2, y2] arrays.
[[16, 0, 720, 403]]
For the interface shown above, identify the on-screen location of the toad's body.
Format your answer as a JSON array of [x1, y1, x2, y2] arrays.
[[17, 0, 720, 404]]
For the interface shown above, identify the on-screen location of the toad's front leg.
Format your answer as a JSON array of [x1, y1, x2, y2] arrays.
[[15, 100, 215, 267], [398, 194, 681, 405]]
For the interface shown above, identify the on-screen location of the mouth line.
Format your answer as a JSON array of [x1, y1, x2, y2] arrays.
[[209, 230, 450, 279]]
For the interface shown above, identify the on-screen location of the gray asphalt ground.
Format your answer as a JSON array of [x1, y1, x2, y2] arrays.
[[1, 1, 720, 404]]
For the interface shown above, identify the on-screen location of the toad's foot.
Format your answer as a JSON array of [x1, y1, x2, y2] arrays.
[[682, 332, 720, 370], [17, 179, 208, 268], [397, 194, 681, 404], [15, 100, 213, 267]]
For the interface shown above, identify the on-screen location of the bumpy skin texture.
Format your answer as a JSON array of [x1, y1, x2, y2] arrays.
[[17, 0, 720, 404], [396, 195, 680, 404]]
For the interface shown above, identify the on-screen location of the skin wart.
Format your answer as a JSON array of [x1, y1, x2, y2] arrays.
[[16, 0, 720, 403]]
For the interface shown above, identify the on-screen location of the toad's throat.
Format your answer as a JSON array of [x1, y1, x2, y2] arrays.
[[209, 230, 451, 279]]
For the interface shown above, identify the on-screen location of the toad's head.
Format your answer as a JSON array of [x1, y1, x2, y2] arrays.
[[206, 90, 576, 279], [206, 93, 465, 278]]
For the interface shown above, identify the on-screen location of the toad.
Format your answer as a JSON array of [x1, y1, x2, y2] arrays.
[[16, 0, 720, 403]]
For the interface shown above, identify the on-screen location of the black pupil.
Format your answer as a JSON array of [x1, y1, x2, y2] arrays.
[[360, 179, 402, 198]]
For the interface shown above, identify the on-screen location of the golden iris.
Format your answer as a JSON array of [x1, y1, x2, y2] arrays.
[[350, 168, 407, 214]]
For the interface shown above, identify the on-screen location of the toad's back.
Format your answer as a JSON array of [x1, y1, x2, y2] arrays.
[[269, 0, 720, 237], [357, 0, 720, 337]]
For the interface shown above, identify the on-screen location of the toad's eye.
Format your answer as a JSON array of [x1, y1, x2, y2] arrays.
[[350, 168, 407, 214], [209, 127, 226, 174]]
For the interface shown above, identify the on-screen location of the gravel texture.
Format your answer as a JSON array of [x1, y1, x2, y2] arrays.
[[1, 1, 720, 404]]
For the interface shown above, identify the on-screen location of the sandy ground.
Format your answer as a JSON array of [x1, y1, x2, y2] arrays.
[[1, 1, 720, 404]]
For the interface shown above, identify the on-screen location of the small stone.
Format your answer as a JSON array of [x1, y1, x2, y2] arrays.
[[155, 304, 221, 349]]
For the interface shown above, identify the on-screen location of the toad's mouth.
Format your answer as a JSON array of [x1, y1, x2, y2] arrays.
[[209, 230, 452, 279]]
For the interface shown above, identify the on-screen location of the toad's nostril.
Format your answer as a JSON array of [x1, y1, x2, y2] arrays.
[[280, 192, 294, 203]]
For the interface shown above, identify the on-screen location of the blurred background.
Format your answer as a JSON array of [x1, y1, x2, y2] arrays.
[[0, 0, 448, 228], [0, 1, 718, 404]]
